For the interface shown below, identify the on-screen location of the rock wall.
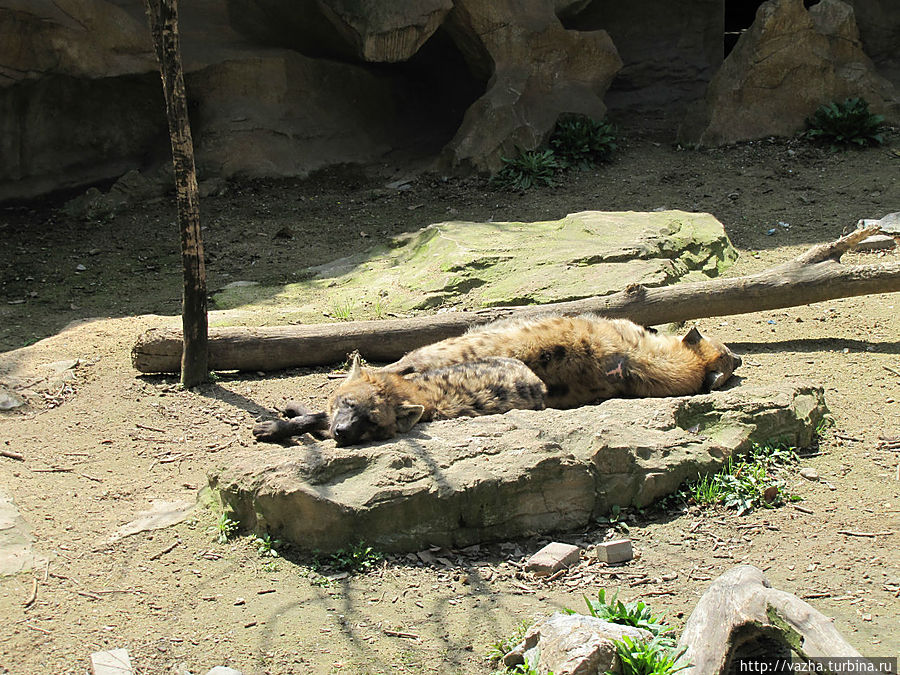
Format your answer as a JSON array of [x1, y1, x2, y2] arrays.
[[561, 0, 724, 115], [2, 0, 899, 201]]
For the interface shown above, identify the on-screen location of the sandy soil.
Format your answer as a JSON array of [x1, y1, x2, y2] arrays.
[[0, 127, 898, 674]]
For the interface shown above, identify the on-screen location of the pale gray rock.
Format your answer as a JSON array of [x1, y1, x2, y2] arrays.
[[855, 234, 896, 251], [0, 488, 45, 576], [211, 383, 827, 553], [595, 538, 633, 564], [799, 467, 821, 481], [503, 612, 652, 675], [858, 211, 900, 235], [678, 0, 900, 146]]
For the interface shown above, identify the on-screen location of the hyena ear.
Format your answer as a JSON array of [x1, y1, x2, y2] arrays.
[[703, 370, 728, 392], [395, 404, 425, 433], [346, 352, 363, 381], [682, 326, 704, 346]]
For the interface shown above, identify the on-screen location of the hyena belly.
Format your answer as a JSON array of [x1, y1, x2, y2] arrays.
[[412, 357, 547, 419]]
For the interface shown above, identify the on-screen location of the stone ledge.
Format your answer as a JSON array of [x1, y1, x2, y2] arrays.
[[210, 382, 826, 553]]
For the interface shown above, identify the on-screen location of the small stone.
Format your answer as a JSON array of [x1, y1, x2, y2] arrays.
[[76, 264, 87, 272], [90, 648, 133, 675], [855, 234, 896, 251], [799, 468, 820, 481], [234, 597, 246, 606], [0, 389, 25, 411], [594, 539, 633, 564], [525, 542, 581, 576], [206, 668, 243, 675]]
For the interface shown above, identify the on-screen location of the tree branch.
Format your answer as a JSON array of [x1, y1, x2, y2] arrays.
[[132, 226, 898, 373]]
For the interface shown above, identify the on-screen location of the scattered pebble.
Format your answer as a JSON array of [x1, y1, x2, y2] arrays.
[[799, 468, 820, 481]]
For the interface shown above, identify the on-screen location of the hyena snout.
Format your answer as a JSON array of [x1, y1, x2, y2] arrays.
[[330, 410, 368, 447]]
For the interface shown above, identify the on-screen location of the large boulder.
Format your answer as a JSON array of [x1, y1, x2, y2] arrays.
[[678, 0, 900, 146], [439, 0, 622, 172], [210, 382, 827, 553], [504, 613, 653, 675], [210, 210, 738, 326]]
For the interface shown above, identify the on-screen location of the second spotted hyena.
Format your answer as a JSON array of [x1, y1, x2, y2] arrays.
[[253, 354, 546, 446], [383, 314, 742, 408]]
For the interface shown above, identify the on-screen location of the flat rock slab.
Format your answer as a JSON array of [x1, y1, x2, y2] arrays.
[[210, 210, 737, 327], [211, 383, 826, 553], [0, 488, 45, 576]]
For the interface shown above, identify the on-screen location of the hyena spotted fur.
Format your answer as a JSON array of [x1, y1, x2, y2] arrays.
[[382, 314, 742, 409], [253, 355, 546, 447]]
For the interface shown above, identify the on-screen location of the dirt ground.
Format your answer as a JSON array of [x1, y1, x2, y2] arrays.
[[0, 124, 898, 674]]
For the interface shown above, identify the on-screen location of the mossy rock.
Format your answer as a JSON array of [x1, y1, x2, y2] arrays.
[[211, 210, 737, 326]]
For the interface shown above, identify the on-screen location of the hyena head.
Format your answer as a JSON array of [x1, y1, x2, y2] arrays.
[[327, 354, 424, 447], [682, 326, 742, 392]]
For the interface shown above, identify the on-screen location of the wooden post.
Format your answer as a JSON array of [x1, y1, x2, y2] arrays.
[[145, 0, 208, 386]]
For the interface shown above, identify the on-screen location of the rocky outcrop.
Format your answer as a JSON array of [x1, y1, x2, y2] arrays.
[[678, 0, 900, 146], [210, 382, 827, 553], [210, 210, 738, 325], [439, 0, 621, 172]]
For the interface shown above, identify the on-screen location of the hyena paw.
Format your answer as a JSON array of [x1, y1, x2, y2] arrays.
[[281, 401, 312, 418], [253, 419, 293, 442]]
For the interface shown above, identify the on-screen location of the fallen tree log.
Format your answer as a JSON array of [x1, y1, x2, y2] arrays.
[[676, 565, 868, 673], [132, 226, 899, 373]]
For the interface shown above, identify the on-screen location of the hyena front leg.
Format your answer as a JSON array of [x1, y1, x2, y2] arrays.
[[253, 403, 330, 443]]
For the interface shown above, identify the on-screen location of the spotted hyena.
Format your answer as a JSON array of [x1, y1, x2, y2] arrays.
[[382, 314, 742, 409], [253, 354, 547, 446]]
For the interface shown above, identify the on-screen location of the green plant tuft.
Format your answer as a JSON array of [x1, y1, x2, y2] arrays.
[[493, 148, 563, 190], [579, 589, 670, 637], [805, 97, 885, 149], [254, 533, 281, 558], [318, 541, 382, 573], [550, 114, 617, 168], [607, 634, 690, 675], [682, 442, 800, 515], [213, 512, 239, 544], [487, 619, 532, 663]]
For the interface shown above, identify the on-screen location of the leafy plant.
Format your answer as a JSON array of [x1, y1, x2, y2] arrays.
[[596, 504, 630, 533], [254, 534, 281, 558], [487, 619, 532, 663], [682, 442, 801, 515], [805, 97, 885, 149], [550, 114, 617, 168], [319, 541, 382, 573], [580, 589, 669, 637], [213, 512, 239, 544], [493, 148, 563, 190], [607, 635, 689, 675]]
